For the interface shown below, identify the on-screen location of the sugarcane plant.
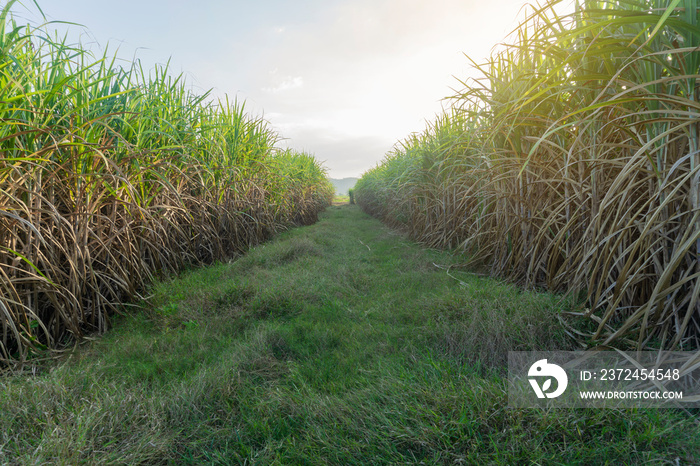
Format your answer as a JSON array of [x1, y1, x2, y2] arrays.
[[0, 0, 333, 370], [355, 0, 700, 352]]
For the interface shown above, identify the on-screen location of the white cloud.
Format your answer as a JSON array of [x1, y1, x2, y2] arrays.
[[262, 75, 304, 93], [241, 0, 529, 176]]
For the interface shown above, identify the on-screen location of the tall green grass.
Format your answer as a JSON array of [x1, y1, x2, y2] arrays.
[[0, 1, 333, 369], [355, 0, 700, 351]]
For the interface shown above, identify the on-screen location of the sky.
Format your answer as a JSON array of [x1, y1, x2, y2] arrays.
[[14, 0, 531, 178]]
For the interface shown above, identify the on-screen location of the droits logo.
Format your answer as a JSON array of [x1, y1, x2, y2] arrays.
[[528, 359, 568, 399]]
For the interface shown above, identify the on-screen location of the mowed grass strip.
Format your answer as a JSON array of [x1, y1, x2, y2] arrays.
[[1, 206, 699, 464]]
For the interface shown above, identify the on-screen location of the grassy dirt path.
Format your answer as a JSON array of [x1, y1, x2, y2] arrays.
[[1, 205, 699, 464]]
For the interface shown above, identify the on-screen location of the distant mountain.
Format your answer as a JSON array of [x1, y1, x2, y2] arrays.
[[329, 177, 359, 196]]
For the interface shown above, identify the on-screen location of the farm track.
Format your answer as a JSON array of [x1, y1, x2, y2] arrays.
[[1, 205, 699, 464]]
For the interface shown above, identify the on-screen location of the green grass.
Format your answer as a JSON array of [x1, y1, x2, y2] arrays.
[[1, 205, 698, 464]]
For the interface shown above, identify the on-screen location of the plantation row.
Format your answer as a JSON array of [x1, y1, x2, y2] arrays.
[[355, 0, 700, 351], [0, 2, 333, 368]]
